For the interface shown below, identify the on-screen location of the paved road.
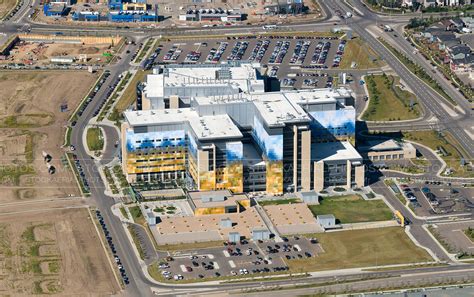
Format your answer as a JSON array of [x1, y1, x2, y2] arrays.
[[2, 0, 474, 295], [324, 0, 474, 160]]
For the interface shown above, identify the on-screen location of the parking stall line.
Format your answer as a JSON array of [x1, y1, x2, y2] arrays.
[[228, 260, 236, 268]]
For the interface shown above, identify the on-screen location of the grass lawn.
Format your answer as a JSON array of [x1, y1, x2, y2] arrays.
[[112, 70, 151, 116], [378, 38, 454, 104], [403, 131, 474, 178], [362, 74, 421, 121], [287, 227, 433, 272], [86, 127, 104, 151], [128, 206, 145, 225], [339, 37, 384, 69], [308, 195, 392, 224], [258, 198, 301, 206]]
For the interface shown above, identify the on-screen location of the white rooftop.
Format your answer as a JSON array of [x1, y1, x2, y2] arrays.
[[361, 139, 415, 152], [314, 141, 362, 162], [193, 89, 349, 127], [124, 109, 242, 140], [145, 63, 264, 98]]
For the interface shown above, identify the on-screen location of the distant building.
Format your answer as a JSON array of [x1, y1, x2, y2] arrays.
[[43, 3, 67, 17], [179, 8, 243, 22], [109, 11, 159, 22], [359, 139, 417, 162], [72, 11, 102, 21]]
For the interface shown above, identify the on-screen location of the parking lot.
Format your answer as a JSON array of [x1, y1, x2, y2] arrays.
[[432, 221, 474, 254], [397, 181, 474, 217], [156, 236, 321, 281], [153, 36, 348, 89]]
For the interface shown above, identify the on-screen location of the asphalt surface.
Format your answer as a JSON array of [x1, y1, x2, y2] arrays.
[[2, 0, 474, 296]]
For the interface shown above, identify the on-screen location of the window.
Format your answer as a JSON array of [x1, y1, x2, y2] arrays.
[[380, 155, 385, 160], [399, 154, 404, 159]]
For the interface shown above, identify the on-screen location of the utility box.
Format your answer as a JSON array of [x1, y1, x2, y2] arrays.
[[228, 232, 240, 243], [251, 228, 270, 241]]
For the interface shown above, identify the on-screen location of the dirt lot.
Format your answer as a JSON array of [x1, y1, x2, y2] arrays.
[[0, 207, 119, 295], [1, 41, 114, 66], [0, 70, 97, 202], [0, 0, 16, 19]]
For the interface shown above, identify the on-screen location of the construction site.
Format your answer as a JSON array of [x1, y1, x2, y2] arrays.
[[0, 34, 122, 66]]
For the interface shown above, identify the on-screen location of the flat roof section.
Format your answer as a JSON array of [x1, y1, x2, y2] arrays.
[[155, 207, 265, 242], [124, 109, 243, 140], [263, 203, 323, 235], [189, 190, 249, 209], [146, 63, 264, 98], [313, 141, 362, 162]]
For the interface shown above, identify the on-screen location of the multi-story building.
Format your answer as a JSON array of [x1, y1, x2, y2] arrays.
[[121, 63, 364, 195]]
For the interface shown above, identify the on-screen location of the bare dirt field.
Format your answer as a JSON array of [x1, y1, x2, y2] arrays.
[[0, 207, 119, 295], [0, 0, 16, 19], [0, 70, 97, 202], [1, 41, 114, 66]]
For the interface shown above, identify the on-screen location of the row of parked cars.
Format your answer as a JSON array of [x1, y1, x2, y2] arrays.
[[71, 154, 90, 193], [332, 40, 347, 67], [290, 40, 311, 65], [129, 42, 143, 63], [248, 40, 270, 63], [311, 41, 331, 65], [269, 41, 290, 64], [72, 70, 110, 126], [282, 78, 296, 87], [296, 72, 330, 77], [163, 46, 182, 62], [143, 47, 161, 70], [96, 210, 129, 285], [227, 41, 249, 61], [206, 42, 228, 63], [184, 51, 201, 63]]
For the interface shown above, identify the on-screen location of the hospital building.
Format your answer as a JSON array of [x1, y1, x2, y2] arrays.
[[121, 62, 365, 195]]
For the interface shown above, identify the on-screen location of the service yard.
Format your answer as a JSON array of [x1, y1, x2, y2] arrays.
[[0, 207, 119, 295], [0, 70, 97, 202]]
